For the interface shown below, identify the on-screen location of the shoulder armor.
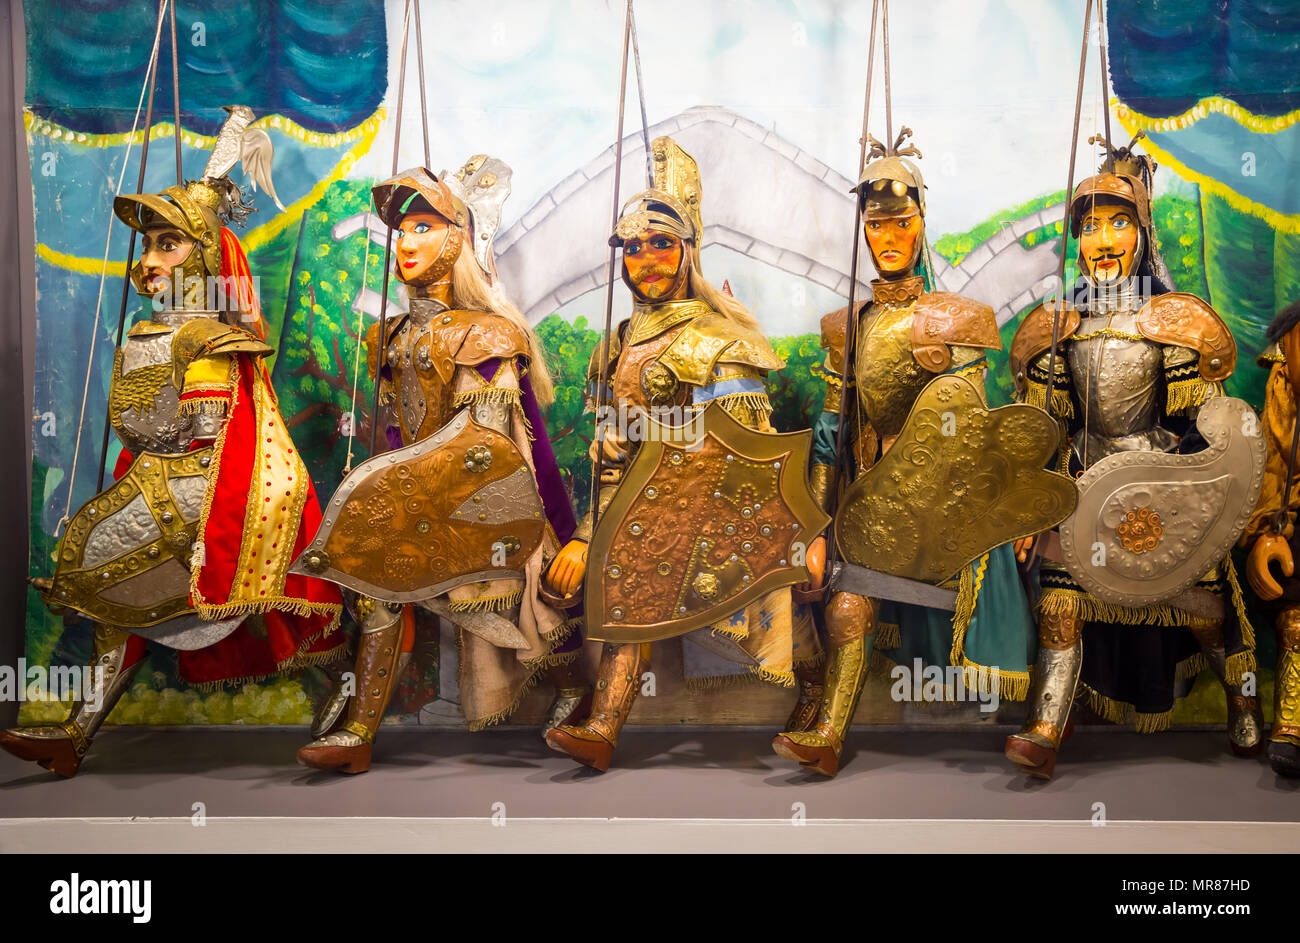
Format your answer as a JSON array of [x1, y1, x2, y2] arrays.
[[910, 292, 1001, 372], [171, 318, 272, 388], [820, 305, 855, 374], [365, 319, 383, 381], [419, 310, 529, 383], [1135, 292, 1236, 382], [1009, 302, 1081, 394], [586, 319, 627, 385], [659, 312, 784, 385]]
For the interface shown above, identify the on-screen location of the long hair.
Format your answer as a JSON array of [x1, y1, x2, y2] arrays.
[[450, 249, 555, 408], [682, 242, 762, 333]]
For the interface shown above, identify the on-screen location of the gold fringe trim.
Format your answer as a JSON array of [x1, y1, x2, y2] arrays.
[[177, 394, 230, 417], [542, 617, 581, 647], [947, 553, 984, 667], [1226, 649, 1257, 688], [465, 662, 547, 732], [1166, 378, 1218, 416], [194, 596, 343, 635], [447, 588, 524, 613], [1038, 587, 1217, 628], [1078, 681, 1175, 733], [874, 621, 901, 651], [682, 663, 795, 692], [709, 392, 773, 411], [1223, 555, 1256, 656], [1024, 380, 1074, 419], [452, 386, 523, 410], [1175, 652, 1208, 682]]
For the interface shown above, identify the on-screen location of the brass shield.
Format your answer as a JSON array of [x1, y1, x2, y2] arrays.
[[292, 408, 546, 601], [46, 447, 213, 627], [835, 374, 1077, 584], [1059, 395, 1265, 607], [586, 402, 830, 644]]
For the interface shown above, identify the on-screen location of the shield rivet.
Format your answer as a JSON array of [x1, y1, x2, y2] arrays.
[[608, 565, 622, 578], [629, 522, 643, 535], [645, 486, 658, 499], [741, 507, 754, 519], [611, 607, 625, 619], [724, 524, 737, 535]]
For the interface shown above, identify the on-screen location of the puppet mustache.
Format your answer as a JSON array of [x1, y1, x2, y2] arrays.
[[632, 264, 679, 279]]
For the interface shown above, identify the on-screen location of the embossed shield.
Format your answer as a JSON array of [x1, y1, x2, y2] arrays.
[[292, 408, 546, 601], [1059, 395, 1265, 607], [836, 374, 1077, 584], [586, 402, 831, 643], [46, 448, 213, 627]]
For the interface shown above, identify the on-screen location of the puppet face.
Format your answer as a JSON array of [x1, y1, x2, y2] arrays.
[[395, 211, 461, 286], [138, 226, 197, 296], [864, 206, 923, 276], [622, 227, 688, 302], [1079, 203, 1139, 283]]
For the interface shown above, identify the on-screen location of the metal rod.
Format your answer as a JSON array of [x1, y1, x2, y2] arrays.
[[822, 0, 881, 577], [169, 0, 182, 184], [367, 0, 414, 458], [412, 0, 432, 169], [882, 0, 892, 148], [629, 0, 652, 187], [1096, 0, 1113, 151], [95, 0, 166, 491], [587, 0, 635, 537], [1042, 0, 1094, 422]]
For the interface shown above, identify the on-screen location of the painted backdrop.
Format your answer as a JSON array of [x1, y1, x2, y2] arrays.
[[20, 0, 1300, 727]]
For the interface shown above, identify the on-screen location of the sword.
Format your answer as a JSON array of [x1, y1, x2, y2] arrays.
[[829, 561, 957, 612]]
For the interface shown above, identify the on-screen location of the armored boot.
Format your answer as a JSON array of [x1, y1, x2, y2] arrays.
[[782, 660, 826, 735], [1269, 607, 1300, 777], [545, 643, 641, 772], [1187, 620, 1264, 757], [297, 599, 403, 774], [1006, 610, 1082, 780], [308, 652, 356, 740], [0, 624, 143, 778], [771, 592, 873, 777], [540, 658, 593, 739]]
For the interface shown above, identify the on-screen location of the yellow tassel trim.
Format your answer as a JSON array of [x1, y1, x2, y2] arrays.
[[542, 617, 581, 647], [1079, 681, 1175, 733], [1223, 556, 1257, 657], [1166, 378, 1219, 416], [1226, 649, 1258, 688], [1024, 380, 1075, 419], [874, 622, 901, 651], [1038, 587, 1219, 628], [711, 392, 775, 413], [177, 396, 229, 417], [447, 588, 524, 613], [1175, 653, 1208, 682], [452, 386, 523, 410], [947, 553, 985, 667]]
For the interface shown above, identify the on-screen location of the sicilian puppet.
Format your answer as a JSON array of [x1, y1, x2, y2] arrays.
[[293, 158, 588, 774], [2, 107, 346, 778], [542, 135, 830, 773], [1005, 136, 1265, 780], [770, 129, 1076, 778], [1242, 298, 1300, 779]]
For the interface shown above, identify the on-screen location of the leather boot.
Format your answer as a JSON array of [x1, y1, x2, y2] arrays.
[[1188, 620, 1265, 757], [297, 599, 403, 774], [541, 659, 592, 739], [545, 643, 641, 772], [1269, 607, 1300, 777], [0, 624, 142, 778], [1006, 610, 1082, 780], [771, 592, 873, 777]]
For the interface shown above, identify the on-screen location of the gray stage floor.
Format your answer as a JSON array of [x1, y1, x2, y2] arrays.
[[1, 726, 1297, 823]]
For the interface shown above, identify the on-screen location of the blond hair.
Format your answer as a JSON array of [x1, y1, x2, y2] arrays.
[[450, 249, 555, 408], [682, 242, 762, 333]]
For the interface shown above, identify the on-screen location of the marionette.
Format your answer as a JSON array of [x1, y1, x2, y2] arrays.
[[1243, 298, 1300, 778], [2, 107, 346, 777], [542, 135, 829, 772], [293, 157, 589, 774], [770, 130, 1076, 778], [1005, 136, 1265, 780]]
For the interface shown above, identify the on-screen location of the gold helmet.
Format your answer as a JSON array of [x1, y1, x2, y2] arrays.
[[853, 127, 926, 218], [613, 135, 704, 245], [371, 167, 470, 286], [114, 181, 224, 294]]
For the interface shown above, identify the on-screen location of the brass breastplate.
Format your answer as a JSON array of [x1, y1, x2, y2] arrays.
[[611, 325, 693, 414], [109, 309, 217, 454], [855, 302, 931, 438], [387, 300, 457, 444], [1067, 314, 1164, 438]]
